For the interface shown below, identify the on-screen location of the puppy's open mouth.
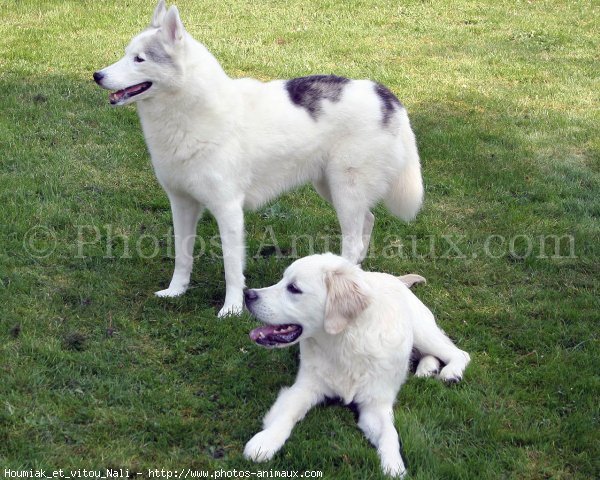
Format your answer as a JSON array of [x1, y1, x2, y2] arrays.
[[109, 82, 152, 105], [249, 324, 303, 348]]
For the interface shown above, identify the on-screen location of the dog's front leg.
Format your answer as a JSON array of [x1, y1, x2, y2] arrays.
[[155, 194, 203, 298], [244, 382, 324, 462], [214, 202, 245, 317], [358, 402, 407, 478]]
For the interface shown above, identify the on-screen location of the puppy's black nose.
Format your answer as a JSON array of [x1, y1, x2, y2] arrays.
[[244, 288, 259, 306], [93, 71, 104, 85]]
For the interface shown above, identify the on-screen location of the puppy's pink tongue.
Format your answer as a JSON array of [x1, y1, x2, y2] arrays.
[[249, 325, 274, 342], [249, 324, 303, 347]]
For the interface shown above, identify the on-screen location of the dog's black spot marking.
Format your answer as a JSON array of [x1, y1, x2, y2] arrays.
[[286, 75, 350, 120], [374, 82, 403, 126]]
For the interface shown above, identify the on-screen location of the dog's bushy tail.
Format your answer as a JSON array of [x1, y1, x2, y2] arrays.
[[384, 112, 424, 222]]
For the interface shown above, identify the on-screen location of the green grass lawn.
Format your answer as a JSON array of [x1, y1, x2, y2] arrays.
[[1, 0, 598, 478]]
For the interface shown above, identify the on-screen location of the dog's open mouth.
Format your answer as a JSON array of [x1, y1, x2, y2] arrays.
[[109, 82, 152, 105], [249, 324, 303, 348]]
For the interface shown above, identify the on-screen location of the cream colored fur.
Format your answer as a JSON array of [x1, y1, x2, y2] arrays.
[[244, 253, 471, 477]]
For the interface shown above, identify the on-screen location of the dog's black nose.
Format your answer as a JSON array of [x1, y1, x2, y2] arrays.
[[244, 289, 259, 306], [93, 71, 104, 85]]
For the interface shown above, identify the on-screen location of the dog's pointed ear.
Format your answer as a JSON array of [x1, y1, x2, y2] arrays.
[[162, 5, 185, 44], [324, 266, 370, 335], [151, 0, 167, 28]]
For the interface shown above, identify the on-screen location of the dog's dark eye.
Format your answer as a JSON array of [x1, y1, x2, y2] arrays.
[[287, 283, 302, 295], [134, 55, 145, 63]]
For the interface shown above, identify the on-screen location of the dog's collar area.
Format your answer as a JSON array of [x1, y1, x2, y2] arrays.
[[249, 323, 303, 348], [109, 81, 152, 105]]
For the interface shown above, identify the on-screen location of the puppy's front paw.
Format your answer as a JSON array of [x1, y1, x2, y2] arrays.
[[155, 287, 186, 298], [218, 303, 243, 318], [244, 430, 284, 462]]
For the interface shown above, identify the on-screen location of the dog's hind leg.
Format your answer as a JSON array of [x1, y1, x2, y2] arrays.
[[332, 187, 367, 264], [358, 402, 407, 478], [314, 177, 374, 263], [414, 354, 440, 378], [155, 194, 203, 298], [337, 208, 367, 264], [359, 211, 375, 262], [438, 349, 471, 383], [314, 177, 375, 263], [412, 309, 471, 383], [213, 202, 246, 317], [313, 177, 333, 204]]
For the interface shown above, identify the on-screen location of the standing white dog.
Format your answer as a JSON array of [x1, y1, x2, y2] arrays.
[[244, 254, 471, 477], [94, 1, 424, 316]]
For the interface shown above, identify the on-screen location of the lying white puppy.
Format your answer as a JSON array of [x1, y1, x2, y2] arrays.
[[243, 253, 470, 478]]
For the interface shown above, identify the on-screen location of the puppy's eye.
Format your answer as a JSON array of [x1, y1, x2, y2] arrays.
[[286, 283, 302, 295], [133, 55, 145, 63]]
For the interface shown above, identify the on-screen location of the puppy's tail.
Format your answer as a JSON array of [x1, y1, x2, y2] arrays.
[[398, 274, 426, 288], [384, 110, 424, 222]]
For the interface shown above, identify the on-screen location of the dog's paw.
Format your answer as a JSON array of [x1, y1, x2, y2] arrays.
[[415, 355, 440, 378], [438, 352, 470, 383], [438, 364, 464, 383], [217, 303, 243, 318], [381, 457, 407, 478], [244, 430, 284, 462], [155, 287, 186, 298]]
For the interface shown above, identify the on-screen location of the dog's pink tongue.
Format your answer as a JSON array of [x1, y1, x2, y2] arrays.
[[249, 325, 277, 342], [109, 91, 124, 104], [249, 324, 303, 348]]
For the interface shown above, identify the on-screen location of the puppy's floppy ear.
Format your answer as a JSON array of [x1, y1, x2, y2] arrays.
[[151, 0, 167, 28], [324, 266, 370, 335]]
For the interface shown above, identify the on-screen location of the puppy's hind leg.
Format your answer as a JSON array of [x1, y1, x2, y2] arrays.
[[155, 194, 203, 298], [358, 402, 407, 478], [414, 354, 440, 378], [438, 348, 471, 383], [412, 310, 470, 383]]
